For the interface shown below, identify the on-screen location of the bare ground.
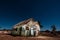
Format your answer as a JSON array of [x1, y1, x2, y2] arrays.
[[0, 35, 60, 40]]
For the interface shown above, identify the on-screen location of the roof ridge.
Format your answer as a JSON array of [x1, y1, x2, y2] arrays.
[[13, 18, 35, 27]]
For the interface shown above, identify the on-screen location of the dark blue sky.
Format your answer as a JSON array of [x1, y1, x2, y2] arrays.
[[0, 0, 60, 31]]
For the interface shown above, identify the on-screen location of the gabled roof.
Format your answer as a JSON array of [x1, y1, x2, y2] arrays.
[[13, 18, 35, 28]]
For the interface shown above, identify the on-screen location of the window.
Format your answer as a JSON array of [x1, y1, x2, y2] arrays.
[[32, 25, 36, 30], [26, 27, 29, 30], [14, 28, 17, 31]]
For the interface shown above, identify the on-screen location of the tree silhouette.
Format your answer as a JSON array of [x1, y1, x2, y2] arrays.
[[38, 21, 43, 28], [51, 25, 56, 32], [51, 25, 57, 36]]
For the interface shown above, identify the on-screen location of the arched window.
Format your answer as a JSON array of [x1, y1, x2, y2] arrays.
[[19, 27, 22, 31]]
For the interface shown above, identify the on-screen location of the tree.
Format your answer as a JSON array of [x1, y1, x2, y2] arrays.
[[51, 25, 56, 32], [51, 24, 57, 36], [38, 21, 43, 28]]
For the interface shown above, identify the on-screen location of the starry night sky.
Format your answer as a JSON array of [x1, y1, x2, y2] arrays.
[[0, 0, 60, 31]]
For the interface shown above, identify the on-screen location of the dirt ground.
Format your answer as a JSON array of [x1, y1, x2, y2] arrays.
[[0, 35, 60, 40]]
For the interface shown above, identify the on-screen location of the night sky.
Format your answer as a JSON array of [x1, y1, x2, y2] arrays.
[[0, 0, 60, 31]]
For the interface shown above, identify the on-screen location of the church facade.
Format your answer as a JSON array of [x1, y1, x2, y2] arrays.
[[12, 18, 40, 36]]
